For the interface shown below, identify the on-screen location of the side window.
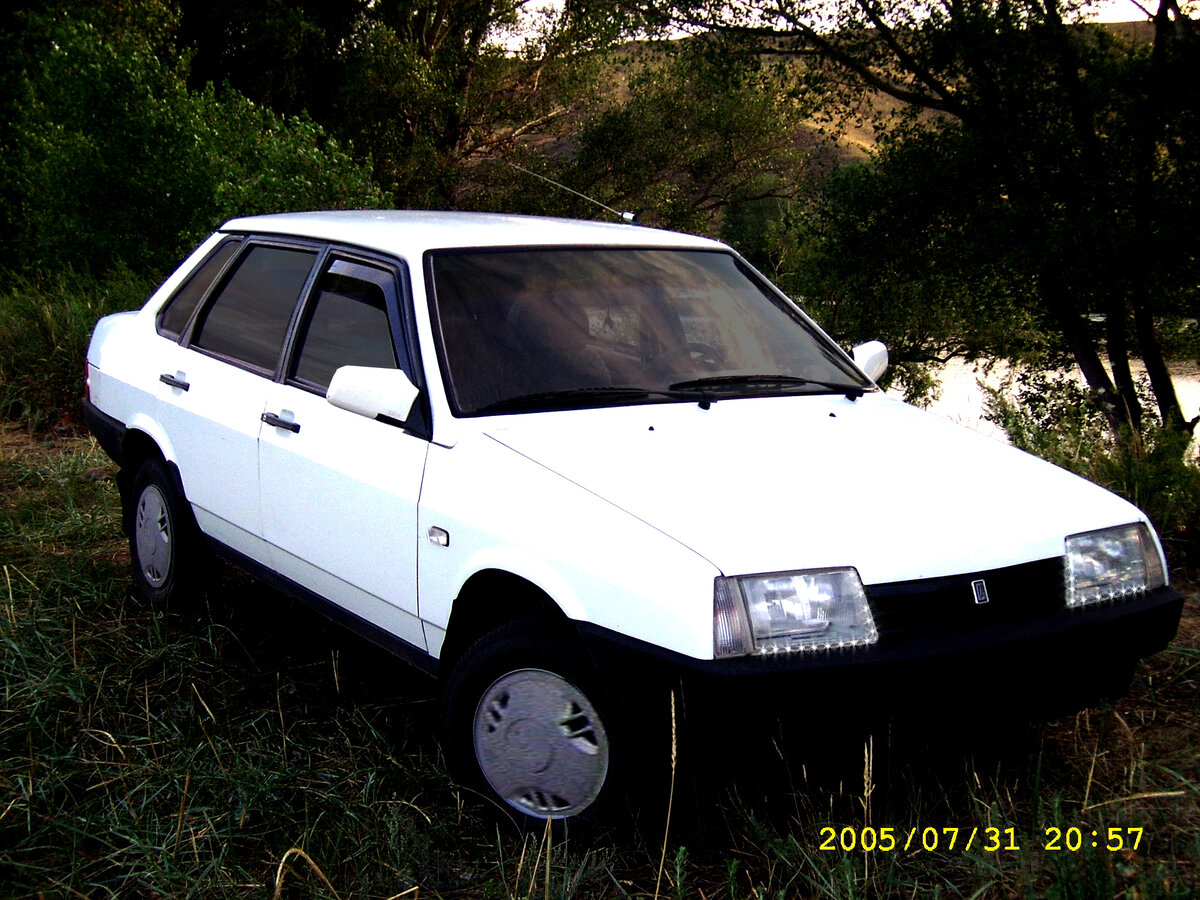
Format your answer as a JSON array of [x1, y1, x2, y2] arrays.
[[192, 244, 317, 372], [157, 238, 242, 339], [290, 260, 398, 391]]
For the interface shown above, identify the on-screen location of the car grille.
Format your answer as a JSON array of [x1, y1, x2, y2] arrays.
[[866, 557, 1066, 641]]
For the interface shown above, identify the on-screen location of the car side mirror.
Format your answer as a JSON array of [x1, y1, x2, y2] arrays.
[[326, 366, 420, 424], [851, 341, 888, 383]]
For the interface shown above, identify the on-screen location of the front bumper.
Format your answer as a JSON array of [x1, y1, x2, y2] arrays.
[[578, 583, 1183, 722]]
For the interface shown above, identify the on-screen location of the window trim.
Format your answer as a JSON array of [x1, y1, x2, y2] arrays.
[[180, 233, 431, 437], [281, 243, 432, 438]]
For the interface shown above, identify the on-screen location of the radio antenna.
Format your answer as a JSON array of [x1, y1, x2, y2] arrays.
[[508, 162, 638, 224]]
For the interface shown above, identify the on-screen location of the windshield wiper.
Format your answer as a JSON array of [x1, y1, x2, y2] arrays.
[[473, 386, 708, 414], [668, 374, 868, 400]]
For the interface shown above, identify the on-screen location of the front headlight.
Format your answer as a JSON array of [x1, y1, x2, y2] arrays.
[[1066, 523, 1166, 608], [714, 567, 878, 658]]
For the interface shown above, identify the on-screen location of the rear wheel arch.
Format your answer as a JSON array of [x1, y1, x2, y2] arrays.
[[117, 430, 188, 533], [119, 430, 211, 609], [121, 428, 162, 470]]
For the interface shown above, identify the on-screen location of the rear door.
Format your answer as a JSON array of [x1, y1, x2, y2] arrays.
[[258, 254, 430, 651], [156, 240, 319, 560]]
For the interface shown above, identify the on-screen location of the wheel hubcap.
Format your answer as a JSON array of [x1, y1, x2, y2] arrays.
[[474, 668, 609, 818], [135, 484, 172, 589]]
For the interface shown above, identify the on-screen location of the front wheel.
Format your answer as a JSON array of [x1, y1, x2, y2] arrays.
[[442, 620, 612, 822]]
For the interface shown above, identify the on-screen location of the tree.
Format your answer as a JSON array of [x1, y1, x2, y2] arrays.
[[763, 124, 1060, 400], [475, 38, 833, 234], [629, 0, 1199, 437], [176, 0, 629, 207]]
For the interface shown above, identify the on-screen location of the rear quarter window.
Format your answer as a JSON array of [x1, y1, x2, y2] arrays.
[[157, 238, 242, 339]]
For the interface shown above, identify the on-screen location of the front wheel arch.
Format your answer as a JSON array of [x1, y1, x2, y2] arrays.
[[438, 571, 571, 677]]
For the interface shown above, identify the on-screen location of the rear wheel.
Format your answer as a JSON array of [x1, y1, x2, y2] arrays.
[[442, 620, 612, 822], [127, 457, 205, 610]]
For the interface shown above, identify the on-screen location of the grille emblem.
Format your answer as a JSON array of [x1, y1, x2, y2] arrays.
[[971, 579, 990, 604]]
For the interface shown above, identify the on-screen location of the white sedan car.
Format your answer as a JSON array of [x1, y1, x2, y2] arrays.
[[84, 210, 1182, 822]]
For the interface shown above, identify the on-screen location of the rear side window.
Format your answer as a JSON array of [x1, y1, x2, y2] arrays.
[[192, 245, 317, 372], [291, 260, 398, 391], [157, 238, 242, 339]]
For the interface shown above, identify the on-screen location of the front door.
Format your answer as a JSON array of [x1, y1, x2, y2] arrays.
[[258, 256, 429, 652]]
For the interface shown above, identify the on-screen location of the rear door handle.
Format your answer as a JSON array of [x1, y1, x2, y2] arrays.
[[159, 373, 190, 391], [261, 412, 300, 433]]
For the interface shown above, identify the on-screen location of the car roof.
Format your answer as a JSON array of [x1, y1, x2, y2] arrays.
[[220, 210, 727, 254]]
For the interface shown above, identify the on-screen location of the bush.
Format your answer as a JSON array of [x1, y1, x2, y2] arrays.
[[5, 16, 389, 277], [984, 369, 1200, 573], [0, 13, 393, 432]]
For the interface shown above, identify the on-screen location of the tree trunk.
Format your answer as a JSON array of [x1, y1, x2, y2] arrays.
[[1104, 300, 1143, 433], [1134, 302, 1189, 431], [1045, 272, 1135, 439]]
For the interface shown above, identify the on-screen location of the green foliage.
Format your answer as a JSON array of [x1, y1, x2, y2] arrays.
[[503, 39, 822, 233], [663, 0, 1200, 435], [334, 19, 473, 205], [204, 96, 388, 225], [0, 9, 390, 429], [764, 125, 1064, 370], [0, 269, 156, 430], [4, 11, 388, 277], [179, 0, 366, 119], [177, 0, 630, 210], [984, 371, 1200, 571]]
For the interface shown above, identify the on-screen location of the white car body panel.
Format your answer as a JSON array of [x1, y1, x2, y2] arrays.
[[152, 342, 269, 549], [417, 434, 722, 660], [478, 393, 1150, 585], [259, 381, 429, 651]]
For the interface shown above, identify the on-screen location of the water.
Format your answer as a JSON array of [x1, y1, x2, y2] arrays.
[[898, 359, 1200, 442]]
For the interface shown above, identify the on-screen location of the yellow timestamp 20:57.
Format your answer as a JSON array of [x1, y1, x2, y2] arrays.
[[818, 826, 1145, 853]]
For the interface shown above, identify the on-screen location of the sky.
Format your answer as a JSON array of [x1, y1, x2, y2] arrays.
[[498, 0, 1187, 51], [1087, 0, 1156, 21], [1076, 0, 1198, 20]]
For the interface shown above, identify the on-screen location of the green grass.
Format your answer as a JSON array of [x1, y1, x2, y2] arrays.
[[2, 427, 1199, 898], [0, 269, 157, 431]]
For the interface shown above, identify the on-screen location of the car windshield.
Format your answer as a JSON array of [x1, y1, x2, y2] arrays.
[[428, 247, 870, 414]]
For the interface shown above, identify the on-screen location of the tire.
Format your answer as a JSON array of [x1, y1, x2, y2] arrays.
[[441, 619, 613, 823], [126, 457, 205, 610]]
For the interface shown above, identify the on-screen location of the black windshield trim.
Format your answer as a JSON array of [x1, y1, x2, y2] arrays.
[[473, 386, 713, 415]]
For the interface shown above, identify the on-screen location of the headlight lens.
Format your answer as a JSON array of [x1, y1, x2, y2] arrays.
[[1066, 523, 1166, 607], [713, 567, 878, 658]]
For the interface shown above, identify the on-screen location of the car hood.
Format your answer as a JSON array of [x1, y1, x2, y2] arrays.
[[481, 393, 1147, 584]]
